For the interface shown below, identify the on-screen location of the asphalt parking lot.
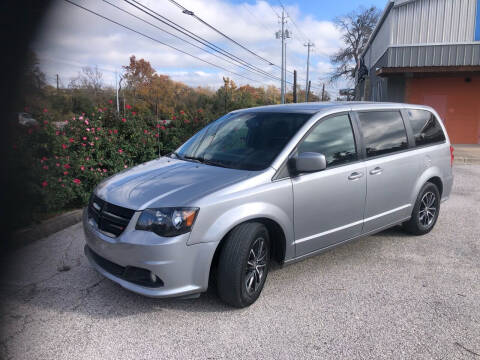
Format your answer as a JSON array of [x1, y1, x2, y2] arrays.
[[1, 164, 479, 360]]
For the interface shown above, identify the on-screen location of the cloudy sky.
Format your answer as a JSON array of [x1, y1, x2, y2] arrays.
[[34, 0, 386, 97]]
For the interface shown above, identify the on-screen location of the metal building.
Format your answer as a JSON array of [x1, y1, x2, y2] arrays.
[[357, 0, 480, 144]]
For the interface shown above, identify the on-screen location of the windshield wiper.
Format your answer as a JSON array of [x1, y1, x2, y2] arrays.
[[201, 159, 228, 168], [183, 155, 203, 163], [170, 151, 183, 159], [173, 153, 229, 168], [171, 153, 201, 163]]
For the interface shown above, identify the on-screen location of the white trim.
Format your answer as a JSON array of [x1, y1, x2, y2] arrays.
[[285, 215, 411, 265], [294, 219, 363, 245], [293, 204, 411, 245], [364, 204, 411, 222], [392, 0, 421, 9]]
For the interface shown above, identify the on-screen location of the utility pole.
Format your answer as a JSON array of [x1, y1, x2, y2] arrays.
[[321, 83, 325, 101], [56, 74, 59, 91], [306, 80, 311, 102], [276, 8, 290, 104], [224, 86, 228, 113], [115, 71, 120, 113], [280, 8, 285, 104], [284, 41, 287, 103], [293, 70, 297, 103], [118, 76, 125, 117], [304, 41, 314, 102]]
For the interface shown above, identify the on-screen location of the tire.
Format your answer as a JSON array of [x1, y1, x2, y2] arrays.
[[216, 222, 270, 308], [403, 182, 441, 235]]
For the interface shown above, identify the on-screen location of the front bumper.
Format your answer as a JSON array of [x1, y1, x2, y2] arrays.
[[82, 208, 217, 298]]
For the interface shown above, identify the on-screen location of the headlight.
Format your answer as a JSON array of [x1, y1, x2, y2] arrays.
[[136, 207, 199, 237]]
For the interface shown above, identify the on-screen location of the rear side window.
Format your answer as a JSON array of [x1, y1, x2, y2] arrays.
[[357, 111, 408, 158], [297, 114, 357, 167], [407, 109, 445, 146]]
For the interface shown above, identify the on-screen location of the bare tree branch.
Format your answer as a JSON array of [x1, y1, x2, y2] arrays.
[[329, 6, 380, 83]]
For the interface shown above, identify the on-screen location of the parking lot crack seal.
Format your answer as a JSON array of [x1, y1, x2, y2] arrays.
[[70, 278, 105, 311], [454, 342, 480, 357]]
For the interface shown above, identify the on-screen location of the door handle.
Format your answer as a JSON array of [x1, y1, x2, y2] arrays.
[[369, 167, 383, 175], [348, 172, 364, 180]]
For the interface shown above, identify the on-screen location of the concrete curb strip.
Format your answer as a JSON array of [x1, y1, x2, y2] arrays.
[[454, 157, 480, 165], [12, 209, 83, 249]]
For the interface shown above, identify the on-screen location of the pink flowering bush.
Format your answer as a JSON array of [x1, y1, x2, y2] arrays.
[[10, 102, 209, 228]]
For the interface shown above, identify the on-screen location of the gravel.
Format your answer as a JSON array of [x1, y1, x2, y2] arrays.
[[1, 164, 479, 360]]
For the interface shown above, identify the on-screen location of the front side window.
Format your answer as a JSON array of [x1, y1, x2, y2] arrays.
[[174, 112, 311, 171], [407, 109, 446, 146], [357, 111, 408, 158], [297, 114, 357, 167]]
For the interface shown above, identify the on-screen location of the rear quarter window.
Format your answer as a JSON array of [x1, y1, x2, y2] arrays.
[[357, 110, 408, 158], [407, 109, 446, 147]]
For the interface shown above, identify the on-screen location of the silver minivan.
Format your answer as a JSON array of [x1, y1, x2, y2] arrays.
[[83, 102, 454, 307]]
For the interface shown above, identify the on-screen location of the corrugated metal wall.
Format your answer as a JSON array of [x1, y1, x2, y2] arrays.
[[392, 0, 477, 44], [365, 12, 393, 68], [364, 0, 479, 68]]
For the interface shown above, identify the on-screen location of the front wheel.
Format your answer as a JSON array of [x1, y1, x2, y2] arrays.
[[216, 222, 270, 308], [403, 182, 441, 235]]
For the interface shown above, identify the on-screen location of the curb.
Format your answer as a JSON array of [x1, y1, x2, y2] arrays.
[[10, 209, 83, 250], [454, 157, 480, 165]]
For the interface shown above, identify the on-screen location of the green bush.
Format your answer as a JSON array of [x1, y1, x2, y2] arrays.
[[9, 102, 210, 229]]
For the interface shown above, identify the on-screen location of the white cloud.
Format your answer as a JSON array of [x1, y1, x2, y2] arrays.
[[34, 0, 345, 95]]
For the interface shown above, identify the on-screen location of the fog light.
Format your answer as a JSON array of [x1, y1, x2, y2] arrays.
[[150, 272, 157, 282]]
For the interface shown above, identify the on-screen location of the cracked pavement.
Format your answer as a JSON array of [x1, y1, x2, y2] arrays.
[[1, 164, 479, 359]]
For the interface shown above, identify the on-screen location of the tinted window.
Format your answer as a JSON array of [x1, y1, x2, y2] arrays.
[[407, 109, 445, 146], [357, 111, 408, 157], [298, 114, 357, 167], [175, 112, 310, 171]]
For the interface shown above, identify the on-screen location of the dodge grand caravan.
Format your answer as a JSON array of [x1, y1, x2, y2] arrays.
[[83, 102, 454, 307]]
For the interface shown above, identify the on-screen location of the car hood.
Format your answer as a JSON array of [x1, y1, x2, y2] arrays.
[[95, 157, 256, 210]]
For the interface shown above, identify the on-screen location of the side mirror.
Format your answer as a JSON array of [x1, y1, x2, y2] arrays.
[[289, 152, 327, 174]]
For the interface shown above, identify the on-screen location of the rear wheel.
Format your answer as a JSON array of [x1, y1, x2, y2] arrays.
[[403, 182, 440, 235], [216, 222, 270, 308]]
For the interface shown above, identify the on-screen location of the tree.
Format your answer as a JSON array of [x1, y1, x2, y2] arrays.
[[122, 55, 156, 104], [18, 51, 47, 113], [329, 6, 380, 82], [214, 77, 237, 113], [69, 65, 104, 98]]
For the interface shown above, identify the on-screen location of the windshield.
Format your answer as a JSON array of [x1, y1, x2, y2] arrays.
[[173, 111, 311, 170]]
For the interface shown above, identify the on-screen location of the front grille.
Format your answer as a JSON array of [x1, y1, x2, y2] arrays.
[[88, 195, 135, 237], [86, 246, 164, 288]]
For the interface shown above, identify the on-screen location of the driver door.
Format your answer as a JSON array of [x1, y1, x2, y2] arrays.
[[292, 113, 366, 257]]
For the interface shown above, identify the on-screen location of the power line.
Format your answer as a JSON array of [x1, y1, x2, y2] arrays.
[[165, 0, 283, 70], [103, 0, 282, 83], [63, 0, 273, 86], [124, 0, 283, 82], [268, 2, 280, 18], [276, 0, 309, 44], [242, 3, 278, 36]]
